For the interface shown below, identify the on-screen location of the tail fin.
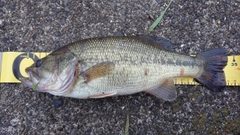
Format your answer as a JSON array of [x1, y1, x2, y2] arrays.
[[195, 48, 228, 92]]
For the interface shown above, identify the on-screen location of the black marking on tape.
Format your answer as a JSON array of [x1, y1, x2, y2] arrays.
[[12, 52, 39, 80]]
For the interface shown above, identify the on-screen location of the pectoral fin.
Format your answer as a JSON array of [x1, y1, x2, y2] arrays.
[[88, 91, 117, 98], [146, 79, 177, 101], [81, 62, 115, 83]]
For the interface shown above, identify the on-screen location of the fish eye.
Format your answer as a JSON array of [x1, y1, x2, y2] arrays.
[[35, 59, 43, 67]]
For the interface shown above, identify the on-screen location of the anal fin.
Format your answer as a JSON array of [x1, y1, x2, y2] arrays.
[[146, 79, 177, 101]]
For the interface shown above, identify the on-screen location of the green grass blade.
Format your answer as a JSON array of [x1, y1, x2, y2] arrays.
[[124, 112, 130, 135], [149, 0, 173, 32], [32, 83, 38, 90]]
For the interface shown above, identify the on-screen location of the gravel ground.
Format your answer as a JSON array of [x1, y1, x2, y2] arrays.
[[0, 0, 240, 134]]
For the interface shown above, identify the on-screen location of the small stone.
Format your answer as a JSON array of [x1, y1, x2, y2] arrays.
[[202, 4, 208, 9], [25, 119, 31, 125], [10, 3, 16, 11], [155, 0, 163, 4], [10, 118, 20, 126], [56, 7, 61, 13], [51, 0, 57, 3], [55, 31, 61, 37], [198, 95, 204, 103], [217, 19, 221, 25], [114, 31, 124, 37], [148, 14, 154, 20], [207, 112, 212, 118], [0, 2, 4, 8], [107, 2, 117, 11], [2, 37, 8, 43], [225, 0, 230, 4], [229, 28, 237, 35], [32, 33, 37, 40], [53, 98, 64, 108], [58, 126, 63, 131], [225, 129, 230, 133], [237, 17, 240, 21], [64, 7, 70, 12], [60, 18, 66, 25]]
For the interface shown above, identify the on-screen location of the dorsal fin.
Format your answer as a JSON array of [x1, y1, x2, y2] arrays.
[[137, 36, 173, 51]]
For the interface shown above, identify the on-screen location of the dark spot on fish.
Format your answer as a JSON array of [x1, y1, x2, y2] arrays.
[[120, 54, 129, 61], [191, 61, 195, 68], [153, 55, 158, 64], [104, 55, 110, 62], [182, 61, 188, 66], [144, 69, 149, 76], [130, 56, 138, 65], [160, 58, 165, 64], [147, 56, 152, 63], [141, 56, 148, 63], [176, 59, 182, 66], [167, 59, 174, 65], [180, 68, 184, 76]]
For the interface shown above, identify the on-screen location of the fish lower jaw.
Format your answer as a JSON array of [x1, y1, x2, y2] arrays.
[[21, 78, 32, 87], [21, 77, 38, 88]]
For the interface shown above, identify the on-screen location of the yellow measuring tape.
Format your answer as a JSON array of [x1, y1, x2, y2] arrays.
[[0, 52, 239, 86]]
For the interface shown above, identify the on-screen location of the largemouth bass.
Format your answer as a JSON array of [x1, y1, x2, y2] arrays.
[[21, 36, 228, 101]]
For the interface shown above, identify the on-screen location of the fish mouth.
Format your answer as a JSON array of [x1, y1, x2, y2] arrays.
[[21, 69, 39, 88], [21, 78, 32, 87]]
